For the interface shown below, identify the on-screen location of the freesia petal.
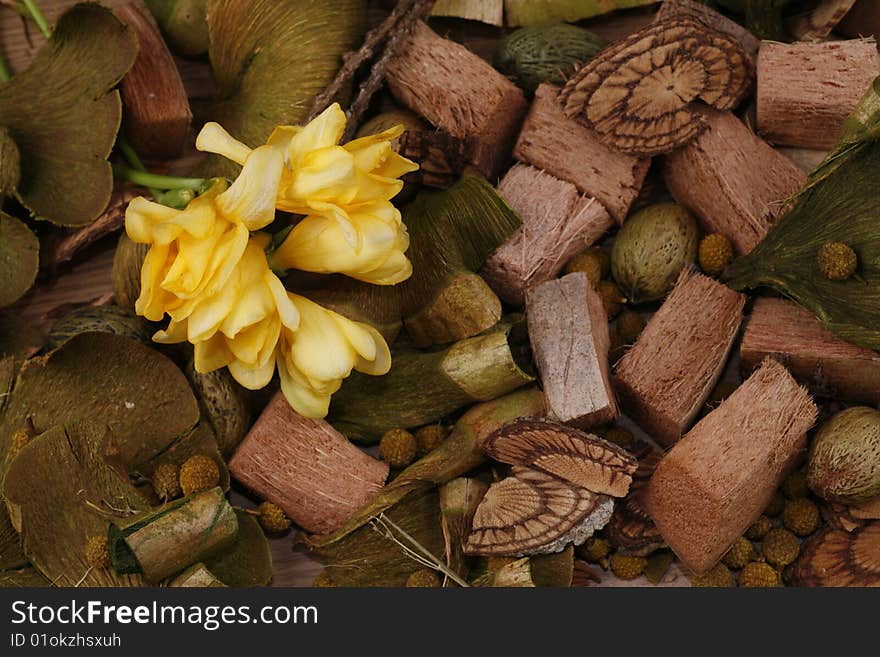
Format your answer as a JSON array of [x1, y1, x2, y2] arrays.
[[217, 145, 284, 231], [286, 104, 346, 167], [277, 356, 333, 418], [228, 351, 276, 390], [125, 197, 183, 244], [194, 335, 234, 373], [196, 122, 252, 165]]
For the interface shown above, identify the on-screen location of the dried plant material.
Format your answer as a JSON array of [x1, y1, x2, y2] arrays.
[[790, 0, 857, 41], [309, 488, 447, 587], [47, 305, 151, 349], [473, 557, 534, 587], [386, 21, 528, 179], [756, 40, 878, 150], [558, 19, 752, 157], [655, 0, 760, 59], [184, 360, 250, 459], [571, 560, 602, 586], [229, 393, 389, 535], [0, 128, 19, 200], [526, 273, 618, 429], [613, 268, 745, 446], [4, 422, 151, 586], [0, 211, 39, 309], [0, 4, 138, 226], [838, 0, 880, 39], [112, 232, 149, 314], [0, 313, 42, 365], [168, 563, 226, 587], [0, 565, 50, 587], [530, 545, 575, 587], [645, 358, 817, 575], [792, 522, 880, 586], [465, 467, 613, 557], [664, 109, 806, 255], [440, 478, 488, 585], [514, 84, 650, 223], [503, 0, 657, 27], [395, 129, 472, 190], [206, 509, 271, 588], [607, 441, 665, 556], [308, 388, 545, 549], [741, 298, 880, 404], [145, 0, 209, 56], [199, 0, 365, 178], [432, 0, 503, 25], [109, 487, 238, 583], [482, 419, 637, 498], [482, 164, 613, 306], [328, 323, 535, 442]]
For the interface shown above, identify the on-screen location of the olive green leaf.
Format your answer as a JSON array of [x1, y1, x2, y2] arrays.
[[0, 3, 138, 226], [0, 128, 20, 199], [197, 0, 366, 178], [0, 212, 39, 309], [204, 509, 273, 587], [504, 0, 658, 27]]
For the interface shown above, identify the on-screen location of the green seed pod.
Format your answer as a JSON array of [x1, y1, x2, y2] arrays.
[[611, 202, 699, 304], [157, 187, 195, 210], [494, 24, 606, 94], [48, 305, 151, 348], [145, 0, 209, 57], [807, 406, 880, 504], [112, 232, 149, 314], [185, 359, 251, 458]]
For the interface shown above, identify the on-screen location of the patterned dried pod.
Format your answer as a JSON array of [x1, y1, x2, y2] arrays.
[[607, 441, 666, 556], [481, 418, 637, 497], [792, 522, 880, 587], [559, 18, 752, 156], [464, 467, 613, 557]]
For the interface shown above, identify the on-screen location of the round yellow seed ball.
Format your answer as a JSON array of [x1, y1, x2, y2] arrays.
[[738, 561, 780, 587], [578, 536, 611, 563], [313, 571, 336, 587], [745, 515, 773, 541], [762, 528, 800, 568], [610, 553, 647, 580], [698, 233, 734, 277], [818, 242, 857, 281], [690, 562, 734, 588], [379, 428, 417, 468], [152, 462, 181, 501], [414, 424, 448, 456], [564, 246, 610, 285], [782, 497, 820, 536], [258, 501, 292, 533], [722, 536, 756, 570], [406, 569, 441, 587], [85, 535, 111, 570], [179, 455, 220, 496]]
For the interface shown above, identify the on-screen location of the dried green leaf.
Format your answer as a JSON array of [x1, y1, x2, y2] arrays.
[[4, 422, 151, 586], [0, 311, 42, 364], [503, 0, 658, 27], [198, 0, 366, 178], [47, 305, 151, 349], [0, 565, 51, 587], [530, 544, 574, 587], [203, 509, 272, 587], [0, 128, 20, 199], [0, 212, 39, 309], [0, 4, 138, 226]]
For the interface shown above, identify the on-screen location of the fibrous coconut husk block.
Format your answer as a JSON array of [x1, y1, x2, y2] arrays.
[[664, 108, 806, 255], [644, 358, 818, 575], [525, 272, 617, 428], [741, 297, 880, 405], [756, 39, 879, 150], [655, 0, 760, 60], [481, 164, 613, 306], [613, 268, 745, 447], [514, 84, 650, 224], [229, 393, 388, 534], [117, 1, 192, 159], [386, 21, 528, 179]]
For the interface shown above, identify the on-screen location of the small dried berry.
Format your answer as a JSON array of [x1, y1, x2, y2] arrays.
[[738, 561, 780, 587], [762, 528, 800, 568], [379, 428, 417, 468], [577, 536, 611, 564], [783, 497, 820, 536], [152, 462, 181, 501], [564, 246, 609, 285], [610, 552, 647, 580], [597, 280, 626, 319], [615, 309, 645, 344], [698, 233, 734, 276], [817, 242, 857, 281], [85, 535, 111, 570], [722, 536, 755, 569], [415, 424, 449, 456], [690, 562, 734, 588], [258, 501, 292, 533], [406, 569, 441, 587], [745, 515, 772, 541], [179, 455, 220, 496]]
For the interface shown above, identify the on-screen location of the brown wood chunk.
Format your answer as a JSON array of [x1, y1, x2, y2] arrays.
[[386, 21, 528, 179], [644, 358, 818, 575], [482, 418, 637, 497], [116, 1, 192, 159], [741, 297, 880, 405], [228, 393, 388, 534], [613, 268, 745, 447], [756, 39, 879, 150], [481, 164, 613, 306], [525, 272, 617, 429], [655, 0, 760, 59], [664, 109, 806, 255], [514, 84, 650, 223]]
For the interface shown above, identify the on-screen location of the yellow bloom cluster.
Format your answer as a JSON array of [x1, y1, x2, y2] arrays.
[[125, 104, 417, 417]]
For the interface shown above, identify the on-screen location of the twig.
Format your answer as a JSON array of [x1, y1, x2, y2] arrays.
[[21, 0, 50, 38]]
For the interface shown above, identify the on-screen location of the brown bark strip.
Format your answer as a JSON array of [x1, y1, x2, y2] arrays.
[[655, 0, 760, 59], [229, 393, 389, 534], [386, 21, 528, 179], [790, 0, 858, 41], [740, 297, 880, 405], [644, 358, 817, 575], [481, 164, 613, 306], [664, 109, 806, 255], [756, 39, 879, 150], [514, 84, 650, 224], [525, 272, 617, 429], [116, 1, 192, 159], [613, 268, 745, 447]]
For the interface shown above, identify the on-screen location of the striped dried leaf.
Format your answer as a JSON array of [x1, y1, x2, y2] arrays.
[[559, 18, 751, 156], [464, 467, 612, 557], [792, 522, 880, 587], [482, 419, 637, 497]]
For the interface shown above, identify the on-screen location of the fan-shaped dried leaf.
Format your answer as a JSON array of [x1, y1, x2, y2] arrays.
[[482, 419, 637, 497], [0, 4, 138, 226], [792, 522, 880, 587], [559, 18, 751, 156], [607, 441, 665, 556], [0, 212, 39, 309], [203, 510, 272, 587], [464, 467, 613, 557]]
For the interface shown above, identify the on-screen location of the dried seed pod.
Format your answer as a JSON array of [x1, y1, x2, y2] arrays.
[[559, 18, 752, 156], [464, 467, 613, 557], [607, 442, 666, 556], [482, 418, 637, 497], [792, 522, 880, 587]]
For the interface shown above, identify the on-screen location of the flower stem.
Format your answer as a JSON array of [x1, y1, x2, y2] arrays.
[[112, 164, 205, 192], [0, 52, 11, 82], [117, 137, 162, 198], [21, 0, 51, 39]]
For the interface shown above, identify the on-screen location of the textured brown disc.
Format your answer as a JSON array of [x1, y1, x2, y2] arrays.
[[464, 467, 611, 557], [482, 418, 638, 497], [793, 522, 880, 587], [559, 18, 751, 156], [607, 441, 666, 556]]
